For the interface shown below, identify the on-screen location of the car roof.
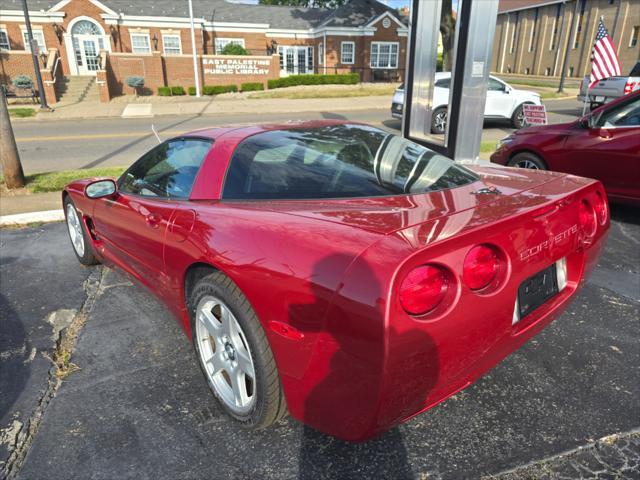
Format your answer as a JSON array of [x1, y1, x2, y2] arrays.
[[178, 119, 360, 141]]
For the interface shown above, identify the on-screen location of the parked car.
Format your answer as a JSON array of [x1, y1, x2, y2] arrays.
[[391, 73, 542, 133], [578, 61, 640, 111], [64, 121, 608, 442], [491, 90, 640, 206]]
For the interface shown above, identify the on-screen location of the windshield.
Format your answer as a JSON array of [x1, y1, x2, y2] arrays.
[[222, 124, 478, 200]]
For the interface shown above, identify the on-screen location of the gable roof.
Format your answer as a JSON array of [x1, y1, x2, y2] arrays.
[[1, 0, 405, 31]]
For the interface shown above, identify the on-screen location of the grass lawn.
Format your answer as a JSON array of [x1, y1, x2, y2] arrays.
[[480, 140, 496, 154], [8, 107, 36, 118], [1, 167, 126, 194], [249, 84, 397, 100]]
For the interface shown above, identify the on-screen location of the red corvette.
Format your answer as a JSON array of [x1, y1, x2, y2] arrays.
[[63, 121, 608, 442], [490, 90, 640, 206]]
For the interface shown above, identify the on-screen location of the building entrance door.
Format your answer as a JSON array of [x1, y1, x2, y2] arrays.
[[71, 19, 106, 76]]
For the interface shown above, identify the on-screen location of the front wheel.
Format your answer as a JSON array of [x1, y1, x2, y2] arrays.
[[507, 152, 547, 170], [431, 107, 448, 134], [190, 272, 287, 428], [64, 196, 98, 266]]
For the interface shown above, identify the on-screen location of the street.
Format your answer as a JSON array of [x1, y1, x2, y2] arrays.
[[12, 98, 583, 174]]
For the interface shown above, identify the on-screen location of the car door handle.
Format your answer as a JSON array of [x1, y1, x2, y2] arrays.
[[145, 213, 161, 228]]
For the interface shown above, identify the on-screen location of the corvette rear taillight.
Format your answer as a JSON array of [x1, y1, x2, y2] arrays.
[[578, 200, 597, 237], [463, 244, 499, 290], [593, 191, 608, 225], [399, 265, 448, 315]]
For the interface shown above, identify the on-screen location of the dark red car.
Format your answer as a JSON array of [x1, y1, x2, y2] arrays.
[[63, 121, 608, 442], [490, 90, 640, 206]]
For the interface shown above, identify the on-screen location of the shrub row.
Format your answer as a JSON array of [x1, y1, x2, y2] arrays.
[[240, 82, 264, 92], [187, 84, 239, 96], [267, 73, 360, 89], [157, 86, 186, 96]]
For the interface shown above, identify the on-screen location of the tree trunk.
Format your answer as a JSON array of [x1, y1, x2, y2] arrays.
[[440, 0, 456, 72], [0, 88, 26, 189]]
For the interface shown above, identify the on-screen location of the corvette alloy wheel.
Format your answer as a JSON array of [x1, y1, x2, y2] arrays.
[[66, 203, 85, 257], [195, 295, 256, 414]]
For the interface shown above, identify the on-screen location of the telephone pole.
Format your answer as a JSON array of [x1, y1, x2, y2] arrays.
[[22, 0, 49, 110], [0, 88, 26, 189]]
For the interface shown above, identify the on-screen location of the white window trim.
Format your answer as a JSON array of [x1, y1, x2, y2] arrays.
[[20, 29, 46, 53], [629, 26, 639, 48], [0, 28, 10, 51], [214, 37, 245, 54], [318, 42, 324, 65], [130, 33, 151, 54], [370, 41, 399, 69], [162, 33, 182, 55], [340, 41, 355, 64]]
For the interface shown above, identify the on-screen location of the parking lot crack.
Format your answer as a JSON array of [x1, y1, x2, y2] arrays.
[[1, 266, 106, 480]]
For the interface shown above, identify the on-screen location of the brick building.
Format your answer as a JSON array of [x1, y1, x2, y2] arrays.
[[492, 0, 639, 78], [0, 0, 408, 103]]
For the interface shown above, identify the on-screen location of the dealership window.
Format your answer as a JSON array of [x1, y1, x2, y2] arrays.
[[341, 41, 355, 64], [370, 42, 398, 69], [215, 38, 245, 54], [0, 29, 9, 50], [21, 30, 46, 52], [630, 26, 639, 47], [131, 33, 151, 53], [162, 34, 182, 55], [318, 42, 324, 65]]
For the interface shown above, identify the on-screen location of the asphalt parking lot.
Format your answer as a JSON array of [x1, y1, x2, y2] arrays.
[[1, 205, 638, 479]]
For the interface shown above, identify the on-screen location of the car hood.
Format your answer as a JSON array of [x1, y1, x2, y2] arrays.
[[514, 120, 577, 136], [238, 167, 570, 235]]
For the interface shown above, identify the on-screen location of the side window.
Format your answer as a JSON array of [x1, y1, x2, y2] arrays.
[[119, 138, 212, 198], [596, 97, 640, 128], [488, 78, 506, 92]]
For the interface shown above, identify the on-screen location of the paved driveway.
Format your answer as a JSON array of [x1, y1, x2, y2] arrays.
[[1, 205, 638, 479]]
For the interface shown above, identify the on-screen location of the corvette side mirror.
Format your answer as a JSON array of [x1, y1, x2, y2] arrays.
[[86, 179, 117, 199]]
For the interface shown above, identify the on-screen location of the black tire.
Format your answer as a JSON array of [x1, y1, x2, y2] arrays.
[[189, 271, 287, 428], [63, 196, 98, 266], [511, 103, 531, 129], [507, 152, 547, 170], [431, 107, 448, 134]]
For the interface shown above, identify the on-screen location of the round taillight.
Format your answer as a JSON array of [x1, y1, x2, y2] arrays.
[[593, 192, 607, 225], [463, 244, 499, 290], [578, 200, 597, 237], [399, 265, 448, 315]]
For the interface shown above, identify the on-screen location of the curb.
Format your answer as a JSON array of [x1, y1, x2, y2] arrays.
[[0, 209, 65, 226]]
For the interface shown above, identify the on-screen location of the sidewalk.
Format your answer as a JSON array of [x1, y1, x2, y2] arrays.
[[22, 94, 390, 122]]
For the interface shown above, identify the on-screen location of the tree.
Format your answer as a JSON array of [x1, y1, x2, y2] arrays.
[[259, 0, 348, 7], [221, 43, 249, 56], [440, 0, 456, 72], [0, 87, 26, 189]]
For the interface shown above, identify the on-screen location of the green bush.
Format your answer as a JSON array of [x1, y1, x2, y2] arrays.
[[220, 43, 249, 56], [157, 86, 172, 96], [241, 82, 264, 92], [13, 75, 33, 89], [202, 84, 238, 95], [171, 86, 185, 96], [267, 73, 360, 89], [188, 86, 196, 96]]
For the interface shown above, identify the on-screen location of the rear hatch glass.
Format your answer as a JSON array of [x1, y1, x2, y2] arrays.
[[222, 124, 478, 200]]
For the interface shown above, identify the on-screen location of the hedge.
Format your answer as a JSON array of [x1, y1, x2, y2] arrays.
[[241, 82, 264, 92], [188, 84, 238, 96], [171, 86, 185, 96], [267, 73, 360, 89], [157, 86, 172, 96]]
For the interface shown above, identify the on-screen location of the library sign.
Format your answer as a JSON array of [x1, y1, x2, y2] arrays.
[[202, 55, 280, 85]]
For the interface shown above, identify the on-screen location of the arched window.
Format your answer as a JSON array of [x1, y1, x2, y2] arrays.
[[71, 20, 102, 36]]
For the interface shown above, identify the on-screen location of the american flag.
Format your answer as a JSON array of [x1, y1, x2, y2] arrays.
[[589, 19, 621, 89]]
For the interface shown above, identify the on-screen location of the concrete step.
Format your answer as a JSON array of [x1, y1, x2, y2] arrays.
[[57, 76, 99, 103]]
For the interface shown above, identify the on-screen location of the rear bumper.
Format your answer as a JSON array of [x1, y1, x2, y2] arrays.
[[391, 102, 403, 118]]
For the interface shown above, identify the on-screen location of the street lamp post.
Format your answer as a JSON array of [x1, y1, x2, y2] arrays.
[[21, 0, 49, 110]]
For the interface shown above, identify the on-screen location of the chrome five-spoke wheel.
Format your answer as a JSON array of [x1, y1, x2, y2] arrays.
[[66, 203, 85, 257], [195, 296, 256, 414]]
